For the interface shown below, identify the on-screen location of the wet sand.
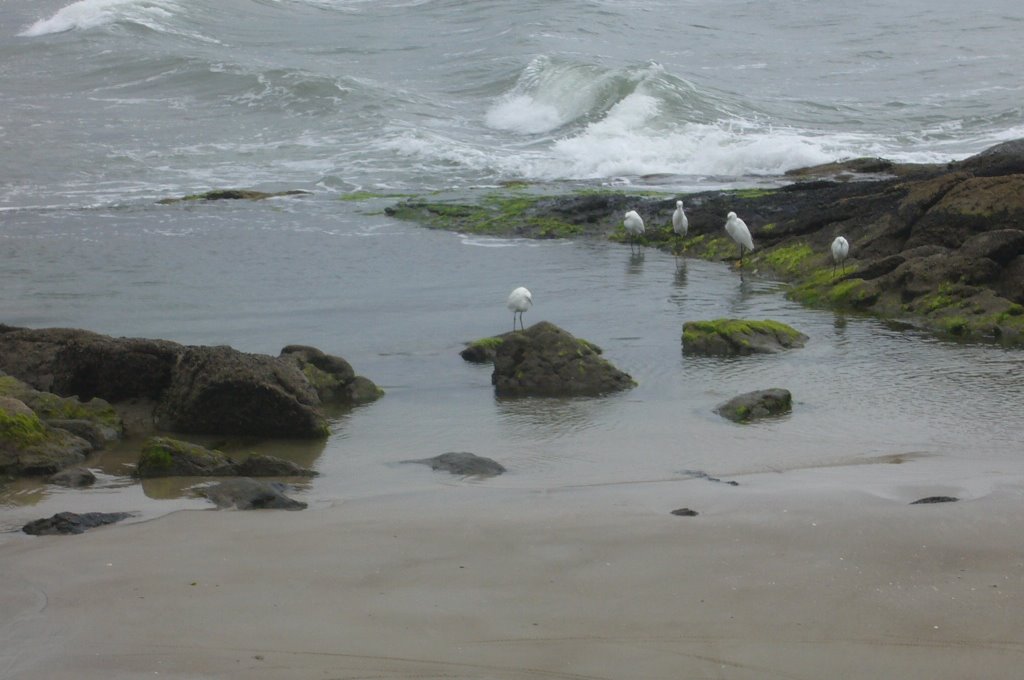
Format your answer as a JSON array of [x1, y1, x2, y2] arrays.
[[2, 461, 1023, 680]]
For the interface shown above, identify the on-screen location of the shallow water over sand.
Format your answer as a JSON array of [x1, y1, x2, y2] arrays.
[[2, 197, 1022, 535]]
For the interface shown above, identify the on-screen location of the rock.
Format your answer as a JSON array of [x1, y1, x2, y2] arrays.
[[682, 319, 807, 356], [1, 397, 94, 476], [491, 322, 635, 397], [460, 335, 510, 363], [157, 189, 312, 204], [232, 453, 318, 477], [197, 478, 307, 510], [23, 511, 132, 535], [910, 496, 959, 505], [48, 466, 96, 487], [715, 389, 793, 423], [958, 229, 1024, 265], [154, 345, 328, 438], [404, 451, 506, 477], [670, 508, 699, 517], [0, 371, 123, 438], [136, 436, 235, 478], [279, 345, 384, 407], [45, 419, 117, 449], [955, 139, 1024, 176]]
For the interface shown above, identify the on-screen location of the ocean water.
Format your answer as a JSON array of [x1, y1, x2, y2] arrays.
[[1, 0, 1024, 530]]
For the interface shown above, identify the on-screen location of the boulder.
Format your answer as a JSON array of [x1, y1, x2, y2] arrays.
[[197, 478, 307, 510], [460, 335, 511, 364], [955, 139, 1024, 176], [136, 436, 235, 478], [0, 397, 94, 476], [48, 466, 97, 487], [682, 319, 807, 356], [0, 371, 123, 438], [154, 345, 328, 438], [404, 451, 506, 477], [715, 389, 793, 423], [280, 345, 383, 406], [491, 322, 635, 397], [23, 511, 133, 535]]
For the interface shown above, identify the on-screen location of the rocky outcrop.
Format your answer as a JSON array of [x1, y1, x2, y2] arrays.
[[682, 319, 807, 356], [0, 327, 382, 442], [491, 322, 636, 397], [136, 436, 317, 478], [404, 451, 506, 477], [197, 478, 307, 510], [715, 389, 793, 423], [23, 511, 133, 535], [154, 345, 328, 438]]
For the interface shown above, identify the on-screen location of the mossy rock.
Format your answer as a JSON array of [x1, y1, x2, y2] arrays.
[[0, 374, 122, 434], [0, 397, 94, 476], [157, 189, 311, 204], [136, 436, 235, 478], [460, 334, 511, 363], [682, 319, 808, 356], [715, 389, 793, 423]]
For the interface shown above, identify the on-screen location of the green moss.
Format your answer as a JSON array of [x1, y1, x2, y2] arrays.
[[761, 222, 776, 233], [387, 194, 581, 238], [941, 316, 970, 336], [758, 242, 814, 275], [469, 336, 505, 351], [684, 318, 804, 342], [729, 188, 777, 199], [0, 376, 120, 428], [339, 191, 407, 202], [0, 410, 48, 447]]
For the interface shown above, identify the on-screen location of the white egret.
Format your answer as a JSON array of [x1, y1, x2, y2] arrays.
[[672, 200, 688, 238], [724, 211, 754, 265], [623, 210, 645, 252], [672, 200, 688, 263], [831, 236, 850, 277], [507, 286, 532, 331]]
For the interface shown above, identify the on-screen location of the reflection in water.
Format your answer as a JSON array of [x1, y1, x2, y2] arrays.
[[673, 262, 688, 288], [627, 250, 645, 275]]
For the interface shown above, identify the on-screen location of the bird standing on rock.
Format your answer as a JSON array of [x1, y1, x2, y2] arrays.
[[623, 210, 645, 252], [831, 236, 850, 277], [724, 211, 754, 266], [507, 286, 532, 331]]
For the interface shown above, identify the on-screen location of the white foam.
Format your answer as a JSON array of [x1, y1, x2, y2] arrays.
[[18, 0, 178, 37], [485, 95, 564, 135]]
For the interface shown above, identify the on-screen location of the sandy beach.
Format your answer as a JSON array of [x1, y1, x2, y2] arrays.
[[2, 458, 1023, 680]]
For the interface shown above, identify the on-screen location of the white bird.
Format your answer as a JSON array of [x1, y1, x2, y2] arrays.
[[724, 211, 754, 265], [623, 210, 645, 252], [507, 286, 533, 331], [671, 200, 688, 262], [672, 200, 688, 238], [831, 236, 850, 277]]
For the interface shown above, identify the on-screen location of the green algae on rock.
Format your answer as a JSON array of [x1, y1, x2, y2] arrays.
[[682, 319, 808, 356], [715, 388, 793, 423]]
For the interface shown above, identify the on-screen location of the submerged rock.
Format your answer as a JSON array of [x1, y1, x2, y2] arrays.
[[48, 466, 97, 488], [910, 496, 959, 505], [136, 437, 317, 478], [157, 189, 311, 204], [197, 478, 307, 510], [404, 451, 506, 477], [715, 389, 793, 423], [683, 319, 807, 356], [232, 453, 318, 477], [23, 511, 133, 535], [491, 321, 635, 397]]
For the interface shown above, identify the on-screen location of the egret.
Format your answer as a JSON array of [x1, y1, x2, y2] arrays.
[[831, 236, 850, 277], [672, 200, 688, 263], [623, 210, 645, 252], [724, 211, 754, 265], [507, 286, 532, 331]]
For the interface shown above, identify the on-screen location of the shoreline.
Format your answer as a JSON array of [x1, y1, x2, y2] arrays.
[[3, 460, 1024, 679]]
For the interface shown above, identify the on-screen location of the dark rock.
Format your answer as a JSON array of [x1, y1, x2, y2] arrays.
[[682, 319, 807, 356], [154, 345, 328, 438], [998, 255, 1024, 304], [279, 345, 383, 406], [670, 508, 699, 517], [136, 436, 235, 478], [682, 469, 740, 486], [48, 466, 96, 487], [23, 511, 132, 535], [491, 321, 635, 397], [157, 189, 312, 204], [955, 139, 1024, 176], [232, 453, 318, 477], [853, 254, 905, 281], [45, 419, 117, 449], [1, 396, 94, 476], [197, 478, 307, 510], [404, 451, 506, 477], [958, 229, 1024, 265], [715, 389, 793, 423], [910, 496, 959, 505]]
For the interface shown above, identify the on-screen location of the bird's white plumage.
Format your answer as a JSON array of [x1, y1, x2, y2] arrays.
[[831, 236, 849, 264], [724, 211, 754, 255], [672, 200, 688, 237], [507, 286, 532, 331], [623, 210, 645, 238]]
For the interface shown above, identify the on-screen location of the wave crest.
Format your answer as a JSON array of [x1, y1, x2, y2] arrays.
[[19, 0, 182, 37]]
